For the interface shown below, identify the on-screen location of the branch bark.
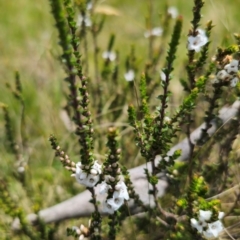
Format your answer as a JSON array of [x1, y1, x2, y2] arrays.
[[12, 100, 240, 228]]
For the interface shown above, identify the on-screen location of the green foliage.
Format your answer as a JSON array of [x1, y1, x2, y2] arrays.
[[1, 0, 240, 239]]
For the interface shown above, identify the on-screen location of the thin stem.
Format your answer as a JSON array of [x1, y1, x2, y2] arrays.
[[92, 27, 102, 116], [187, 115, 195, 184], [83, 27, 89, 75], [147, 0, 153, 60]]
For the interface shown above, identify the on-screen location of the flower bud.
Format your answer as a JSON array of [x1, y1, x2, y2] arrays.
[[90, 169, 98, 175]]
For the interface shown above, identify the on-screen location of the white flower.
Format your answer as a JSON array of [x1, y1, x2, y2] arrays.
[[113, 181, 129, 200], [207, 220, 224, 238], [199, 210, 212, 222], [152, 27, 163, 36], [90, 168, 98, 175], [191, 210, 225, 239], [99, 181, 111, 194], [73, 162, 86, 181], [86, 174, 100, 187], [164, 156, 170, 162], [77, 14, 92, 27], [18, 166, 25, 173], [87, 1, 93, 10], [187, 29, 208, 52], [202, 220, 224, 239], [101, 178, 129, 214], [102, 51, 116, 61], [124, 69, 135, 81], [92, 160, 102, 174], [203, 229, 215, 239], [102, 200, 115, 214], [230, 77, 239, 87], [224, 59, 239, 74], [74, 161, 101, 187], [216, 70, 230, 81], [107, 197, 124, 210], [168, 7, 178, 19], [218, 212, 225, 220], [144, 27, 163, 38], [160, 71, 166, 81], [190, 218, 206, 233]]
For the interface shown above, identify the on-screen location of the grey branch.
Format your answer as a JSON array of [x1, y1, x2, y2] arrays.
[[12, 100, 240, 228]]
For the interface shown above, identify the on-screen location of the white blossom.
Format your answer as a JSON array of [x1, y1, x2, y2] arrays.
[[168, 6, 178, 19], [207, 220, 224, 238], [230, 77, 239, 87], [160, 71, 166, 81], [164, 156, 170, 162], [90, 169, 98, 175], [77, 14, 92, 27], [144, 27, 163, 38], [190, 218, 206, 233], [102, 200, 115, 214], [73, 161, 101, 188], [187, 29, 208, 52], [107, 197, 124, 210], [92, 160, 102, 174], [203, 229, 215, 239], [87, 1, 93, 10], [113, 181, 129, 200], [87, 174, 100, 187], [191, 210, 225, 239], [215, 62, 239, 86], [18, 166, 25, 173], [199, 210, 212, 222], [152, 27, 163, 36], [101, 179, 129, 214], [216, 70, 230, 81], [102, 51, 116, 61], [224, 59, 239, 74], [124, 69, 135, 81], [218, 212, 225, 220], [99, 181, 111, 194]]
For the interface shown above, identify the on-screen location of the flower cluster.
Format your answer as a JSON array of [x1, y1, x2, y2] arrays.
[[214, 59, 239, 87], [72, 161, 102, 188], [187, 29, 208, 52], [190, 210, 224, 239], [100, 178, 129, 214]]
